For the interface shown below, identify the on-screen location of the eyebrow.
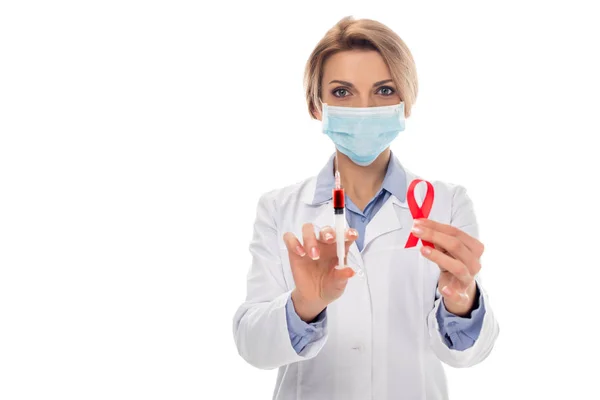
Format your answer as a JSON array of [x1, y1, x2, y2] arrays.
[[328, 79, 393, 87]]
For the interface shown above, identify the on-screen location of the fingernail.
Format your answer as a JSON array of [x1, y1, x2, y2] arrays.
[[324, 232, 333, 241], [310, 247, 319, 260], [459, 291, 469, 300], [411, 225, 422, 235], [349, 229, 357, 237], [441, 286, 452, 296], [296, 246, 306, 257], [413, 219, 423, 225], [422, 246, 431, 255]]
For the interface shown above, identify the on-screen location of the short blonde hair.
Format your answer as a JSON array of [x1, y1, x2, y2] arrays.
[[304, 16, 418, 119]]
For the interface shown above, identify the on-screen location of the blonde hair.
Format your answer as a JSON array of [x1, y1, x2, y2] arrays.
[[304, 16, 418, 119]]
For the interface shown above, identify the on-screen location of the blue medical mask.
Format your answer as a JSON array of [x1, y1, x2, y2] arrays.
[[321, 102, 406, 166]]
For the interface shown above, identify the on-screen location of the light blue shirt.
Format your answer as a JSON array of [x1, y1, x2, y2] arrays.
[[286, 152, 486, 353]]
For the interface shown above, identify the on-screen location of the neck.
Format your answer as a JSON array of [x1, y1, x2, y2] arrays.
[[334, 149, 391, 207]]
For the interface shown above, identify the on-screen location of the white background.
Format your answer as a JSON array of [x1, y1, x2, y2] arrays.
[[1, 0, 599, 399]]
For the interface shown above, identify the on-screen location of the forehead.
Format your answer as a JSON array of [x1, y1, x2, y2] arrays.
[[322, 49, 392, 84]]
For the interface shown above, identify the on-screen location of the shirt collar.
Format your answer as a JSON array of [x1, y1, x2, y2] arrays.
[[311, 151, 407, 205]]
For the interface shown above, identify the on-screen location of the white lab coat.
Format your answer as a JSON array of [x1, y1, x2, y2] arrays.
[[232, 161, 499, 400]]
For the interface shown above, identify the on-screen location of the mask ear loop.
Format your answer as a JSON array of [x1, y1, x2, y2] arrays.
[[319, 99, 336, 171], [319, 100, 329, 129]]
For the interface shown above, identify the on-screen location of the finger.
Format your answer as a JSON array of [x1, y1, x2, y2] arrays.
[[333, 266, 355, 282], [414, 219, 484, 257], [344, 228, 359, 253], [314, 227, 359, 268], [283, 232, 306, 258], [317, 226, 357, 245], [412, 224, 470, 262], [323, 228, 358, 268], [421, 246, 473, 286], [302, 223, 320, 260], [317, 226, 335, 244], [412, 225, 481, 275]]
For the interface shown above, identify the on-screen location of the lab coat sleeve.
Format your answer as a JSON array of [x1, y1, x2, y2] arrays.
[[427, 184, 500, 368], [232, 192, 329, 370], [285, 296, 327, 353]]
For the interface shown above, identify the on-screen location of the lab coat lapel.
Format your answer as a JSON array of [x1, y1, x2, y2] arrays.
[[362, 196, 405, 250]]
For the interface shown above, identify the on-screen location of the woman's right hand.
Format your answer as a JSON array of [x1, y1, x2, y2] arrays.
[[283, 223, 358, 322]]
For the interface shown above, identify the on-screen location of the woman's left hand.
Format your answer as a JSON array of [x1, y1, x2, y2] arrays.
[[410, 218, 484, 317]]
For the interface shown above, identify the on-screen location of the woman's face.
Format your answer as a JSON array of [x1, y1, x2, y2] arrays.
[[317, 49, 401, 119]]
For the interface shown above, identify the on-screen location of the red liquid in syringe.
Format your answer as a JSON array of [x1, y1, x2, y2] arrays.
[[333, 171, 344, 210], [333, 188, 345, 209]]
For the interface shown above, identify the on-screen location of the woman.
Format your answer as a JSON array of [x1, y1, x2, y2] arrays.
[[232, 16, 499, 400]]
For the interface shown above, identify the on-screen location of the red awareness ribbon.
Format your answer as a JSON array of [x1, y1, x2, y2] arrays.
[[405, 179, 435, 248]]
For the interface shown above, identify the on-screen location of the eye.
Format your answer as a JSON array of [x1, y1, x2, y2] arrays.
[[332, 88, 351, 98], [377, 86, 395, 96]]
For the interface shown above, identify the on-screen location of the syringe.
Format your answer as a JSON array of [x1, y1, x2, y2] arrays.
[[333, 170, 345, 270]]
